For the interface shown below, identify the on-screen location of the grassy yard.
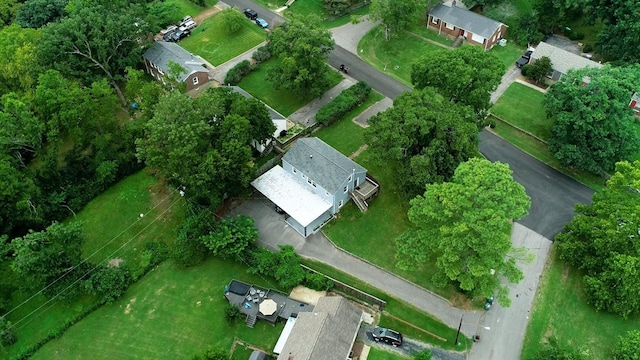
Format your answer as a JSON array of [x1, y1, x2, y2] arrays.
[[180, 13, 266, 66], [164, 0, 217, 17], [31, 259, 285, 360], [314, 90, 384, 156], [281, 0, 371, 28], [408, 20, 454, 47], [237, 59, 343, 116], [521, 246, 640, 360], [368, 347, 410, 359], [491, 83, 550, 140], [565, 16, 604, 49], [303, 260, 473, 351], [489, 42, 526, 70], [5, 170, 186, 359], [358, 25, 445, 85]]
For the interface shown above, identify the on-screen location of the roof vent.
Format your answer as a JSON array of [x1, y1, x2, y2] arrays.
[[310, 155, 313, 158]]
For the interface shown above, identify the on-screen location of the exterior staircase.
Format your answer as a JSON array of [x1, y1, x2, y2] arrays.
[[349, 192, 368, 213], [452, 35, 465, 48], [246, 314, 257, 328]]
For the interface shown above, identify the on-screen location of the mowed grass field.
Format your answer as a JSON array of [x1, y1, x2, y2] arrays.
[[491, 83, 550, 140], [180, 13, 266, 66], [32, 259, 284, 360], [238, 59, 343, 116], [164, 0, 217, 17], [521, 247, 640, 359], [5, 170, 186, 359]]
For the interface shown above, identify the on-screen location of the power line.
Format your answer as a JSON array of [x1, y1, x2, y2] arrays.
[[11, 195, 184, 330], [2, 189, 177, 319]]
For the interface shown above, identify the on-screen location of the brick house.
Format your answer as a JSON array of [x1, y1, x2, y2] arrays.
[[427, 3, 507, 51], [142, 41, 210, 92]]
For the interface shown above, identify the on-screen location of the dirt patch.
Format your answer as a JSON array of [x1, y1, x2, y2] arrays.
[[448, 292, 474, 310], [193, 5, 223, 25], [108, 258, 123, 267], [289, 285, 326, 305], [124, 297, 136, 314], [349, 144, 368, 159], [148, 177, 174, 220], [561, 264, 570, 283]]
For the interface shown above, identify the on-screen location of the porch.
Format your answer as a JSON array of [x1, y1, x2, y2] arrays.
[[349, 175, 380, 212]]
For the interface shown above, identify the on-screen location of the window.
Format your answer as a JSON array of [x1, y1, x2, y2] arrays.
[[192, 76, 199, 85], [343, 186, 348, 193], [445, 22, 454, 30], [302, 174, 306, 179], [348, 175, 352, 182], [292, 167, 297, 174], [431, 17, 438, 24], [339, 200, 344, 208]]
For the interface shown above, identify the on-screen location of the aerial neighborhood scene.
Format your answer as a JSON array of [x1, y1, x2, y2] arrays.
[[1, 0, 640, 358]]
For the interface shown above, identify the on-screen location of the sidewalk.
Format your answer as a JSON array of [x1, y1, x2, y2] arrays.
[[287, 78, 355, 126]]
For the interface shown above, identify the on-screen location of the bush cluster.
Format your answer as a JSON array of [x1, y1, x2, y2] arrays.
[[316, 81, 371, 125], [251, 46, 271, 64], [224, 60, 252, 85], [582, 44, 593, 53]]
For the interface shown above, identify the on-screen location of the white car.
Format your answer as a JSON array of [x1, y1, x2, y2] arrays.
[[160, 25, 177, 35], [179, 20, 197, 31]]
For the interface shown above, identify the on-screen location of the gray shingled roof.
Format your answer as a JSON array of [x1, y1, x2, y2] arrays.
[[142, 41, 207, 82], [228, 86, 285, 120], [278, 296, 362, 360], [283, 137, 366, 194], [531, 41, 603, 75], [430, 3, 504, 39]]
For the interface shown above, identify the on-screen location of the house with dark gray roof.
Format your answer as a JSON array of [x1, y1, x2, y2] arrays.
[[274, 296, 363, 360], [142, 41, 210, 91], [428, 3, 507, 50], [530, 41, 603, 81], [251, 137, 379, 237]]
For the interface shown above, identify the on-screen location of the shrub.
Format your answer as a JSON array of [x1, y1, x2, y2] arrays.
[[84, 265, 133, 304], [252, 46, 271, 63], [520, 64, 530, 77], [224, 60, 252, 85], [316, 81, 371, 125], [303, 272, 334, 291], [0, 316, 16, 346], [582, 44, 593, 53], [224, 304, 242, 322]]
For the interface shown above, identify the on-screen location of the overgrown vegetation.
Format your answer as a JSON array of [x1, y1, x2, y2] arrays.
[[316, 81, 371, 125]]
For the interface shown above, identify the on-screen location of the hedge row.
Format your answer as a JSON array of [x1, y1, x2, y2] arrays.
[[224, 60, 252, 85], [316, 81, 371, 125]]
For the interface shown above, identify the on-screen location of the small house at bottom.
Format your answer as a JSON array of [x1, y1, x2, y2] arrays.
[[251, 137, 379, 237], [142, 41, 210, 91]]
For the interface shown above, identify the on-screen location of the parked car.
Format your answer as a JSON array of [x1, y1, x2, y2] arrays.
[[178, 16, 193, 27], [169, 29, 190, 42], [162, 28, 177, 42], [179, 20, 197, 32], [160, 25, 177, 35], [255, 17, 268, 29], [516, 50, 533, 68], [372, 327, 403, 346], [244, 8, 258, 20]]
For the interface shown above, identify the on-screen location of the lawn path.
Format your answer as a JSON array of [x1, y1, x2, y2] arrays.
[[348, 144, 368, 159], [405, 31, 453, 50], [514, 78, 547, 94]]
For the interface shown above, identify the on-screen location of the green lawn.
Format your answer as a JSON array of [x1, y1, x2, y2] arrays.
[[180, 13, 266, 66], [358, 25, 445, 85], [513, 0, 536, 15], [31, 259, 285, 360], [566, 16, 604, 49], [491, 83, 550, 140], [237, 59, 343, 116], [368, 347, 411, 359], [314, 90, 384, 156], [302, 260, 473, 351], [489, 42, 526, 70], [5, 170, 186, 359], [521, 246, 640, 360], [490, 119, 606, 191], [408, 20, 454, 47], [281, 0, 371, 28]]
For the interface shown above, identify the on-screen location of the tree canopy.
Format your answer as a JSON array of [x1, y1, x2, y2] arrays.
[[545, 65, 640, 174], [365, 88, 479, 197], [15, 0, 68, 28], [411, 46, 504, 121], [556, 160, 640, 318], [266, 15, 335, 98], [136, 87, 275, 206], [613, 330, 640, 360], [370, 0, 423, 40], [396, 158, 531, 305]]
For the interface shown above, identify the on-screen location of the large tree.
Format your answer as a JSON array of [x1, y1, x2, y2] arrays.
[[545, 65, 640, 174], [0, 25, 42, 96], [0, 154, 40, 235], [396, 158, 531, 305], [366, 87, 479, 197], [136, 88, 275, 206], [38, 2, 149, 106], [411, 46, 504, 122], [370, 0, 423, 40], [614, 330, 640, 360], [11, 222, 85, 299], [0, 92, 44, 159], [15, 0, 68, 28], [556, 160, 640, 318], [266, 15, 334, 98]]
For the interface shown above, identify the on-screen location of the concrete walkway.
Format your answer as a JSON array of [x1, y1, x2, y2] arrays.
[[515, 79, 548, 93], [231, 194, 552, 359], [288, 78, 355, 126], [490, 65, 521, 103]]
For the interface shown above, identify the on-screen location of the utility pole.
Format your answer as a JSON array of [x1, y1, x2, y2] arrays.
[[455, 314, 463, 345]]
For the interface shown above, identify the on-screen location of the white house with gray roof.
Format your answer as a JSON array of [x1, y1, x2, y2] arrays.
[[142, 41, 210, 91], [275, 296, 363, 360], [428, 3, 507, 50], [252, 137, 377, 237], [530, 41, 603, 81]]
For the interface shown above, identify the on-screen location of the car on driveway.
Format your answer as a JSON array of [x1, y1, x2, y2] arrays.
[[255, 17, 269, 29], [372, 327, 403, 346], [169, 29, 190, 42], [244, 8, 258, 20], [516, 50, 533, 68]]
